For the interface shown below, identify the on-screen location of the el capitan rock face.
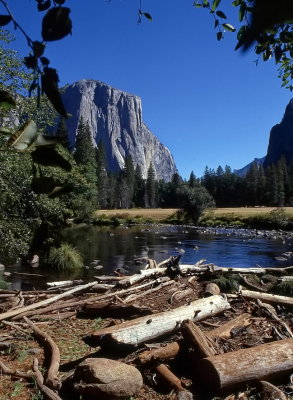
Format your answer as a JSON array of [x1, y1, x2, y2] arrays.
[[62, 79, 177, 180], [264, 99, 293, 168]]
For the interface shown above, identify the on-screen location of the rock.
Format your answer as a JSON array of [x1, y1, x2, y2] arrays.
[[0, 264, 5, 272], [258, 380, 287, 400], [73, 358, 143, 399], [177, 391, 194, 400], [264, 98, 293, 167], [3, 272, 11, 277], [61, 79, 178, 181]]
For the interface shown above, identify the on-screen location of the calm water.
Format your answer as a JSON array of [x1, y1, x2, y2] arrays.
[[9, 224, 291, 289]]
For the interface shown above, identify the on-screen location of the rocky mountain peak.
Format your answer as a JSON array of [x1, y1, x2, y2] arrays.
[[62, 79, 177, 181], [263, 98, 293, 168]]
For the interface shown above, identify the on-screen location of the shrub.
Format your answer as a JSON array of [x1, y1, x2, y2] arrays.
[[213, 273, 241, 293], [0, 276, 8, 289], [49, 243, 83, 270]]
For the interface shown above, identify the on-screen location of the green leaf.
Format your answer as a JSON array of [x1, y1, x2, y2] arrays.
[[282, 80, 289, 87], [48, 183, 74, 198], [211, 0, 221, 12], [216, 10, 226, 19], [232, 0, 242, 6], [0, 15, 12, 26], [239, 3, 246, 22], [217, 31, 223, 41], [34, 135, 59, 147], [42, 7, 72, 41], [31, 177, 59, 194], [222, 23, 236, 32], [274, 46, 283, 63], [143, 12, 152, 21], [33, 41, 46, 57], [203, 0, 209, 8], [193, 3, 202, 8], [31, 147, 72, 171], [41, 67, 67, 118], [0, 90, 16, 110], [0, 127, 12, 135], [7, 120, 37, 151], [37, 0, 51, 12]]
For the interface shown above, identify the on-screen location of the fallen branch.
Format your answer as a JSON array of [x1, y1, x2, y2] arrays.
[[0, 281, 98, 321], [257, 299, 293, 338], [156, 363, 185, 392], [181, 319, 218, 358], [24, 317, 61, 390], [124, 279, 173, 304], [208, 313, 252, 339], [239, 289, 293, 307], [12, 298, 90, 321], [138, 342, 180, 365], [33, 358, 62, 400]]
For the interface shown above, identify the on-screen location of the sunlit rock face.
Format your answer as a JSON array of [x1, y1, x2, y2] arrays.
[[62, 79, 177, 180], [264, 99, 293, 168]]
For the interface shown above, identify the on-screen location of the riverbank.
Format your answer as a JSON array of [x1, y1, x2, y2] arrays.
[[93, 207, 293, 230]]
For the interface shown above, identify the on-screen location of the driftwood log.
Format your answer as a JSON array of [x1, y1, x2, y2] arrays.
[[83, 295, 230, 348], [198, 338, 293, 391], [239, 290, 293, 306]]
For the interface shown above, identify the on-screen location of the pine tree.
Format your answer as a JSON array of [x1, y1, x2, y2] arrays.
[[133, 165, 145, 207], [124, 155, 135, 205], [96, 141, 109, 208], [146, 163, 156, 208], [74, 117, 95, 165], [188, 171, 197, 188], [73, 117, 98, 209]]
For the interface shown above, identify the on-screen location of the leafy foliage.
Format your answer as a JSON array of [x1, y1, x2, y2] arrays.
[[194, 0, 293, 89], [0, 0, 71, 115]]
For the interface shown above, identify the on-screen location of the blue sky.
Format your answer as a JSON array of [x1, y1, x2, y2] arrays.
[[7, 0, 293, 178]]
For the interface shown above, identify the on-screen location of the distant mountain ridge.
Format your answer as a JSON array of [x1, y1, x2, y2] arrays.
[[234, 157, 265, 177], [235, 99, 293, 176], [61, 79, 178, 181]]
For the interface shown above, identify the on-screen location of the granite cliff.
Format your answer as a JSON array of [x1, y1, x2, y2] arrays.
[[61, 79, 177, 181], [264, 99, 293, 168]]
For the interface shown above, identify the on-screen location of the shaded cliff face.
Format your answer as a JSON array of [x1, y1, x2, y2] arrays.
[[62, 79, 177, 181], [264, 99, 293, 168]]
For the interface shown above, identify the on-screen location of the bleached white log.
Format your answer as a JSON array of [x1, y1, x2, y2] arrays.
[[240, 289, 293, 306], [84, 295, 230, 347]]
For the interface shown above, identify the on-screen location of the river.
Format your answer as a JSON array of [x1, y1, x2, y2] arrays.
[[8, 224, 291, 290]]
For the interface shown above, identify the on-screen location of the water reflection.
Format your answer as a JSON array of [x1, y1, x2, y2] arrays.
[[7, 224, 290, 290]]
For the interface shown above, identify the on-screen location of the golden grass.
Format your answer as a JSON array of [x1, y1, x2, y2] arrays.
[[94, 207, 293, 221], [94, 208, 178, 221], [210, 207, 293, 217]]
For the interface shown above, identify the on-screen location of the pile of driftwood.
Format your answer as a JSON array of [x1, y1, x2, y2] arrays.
[[0, 256, 292, 400]]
